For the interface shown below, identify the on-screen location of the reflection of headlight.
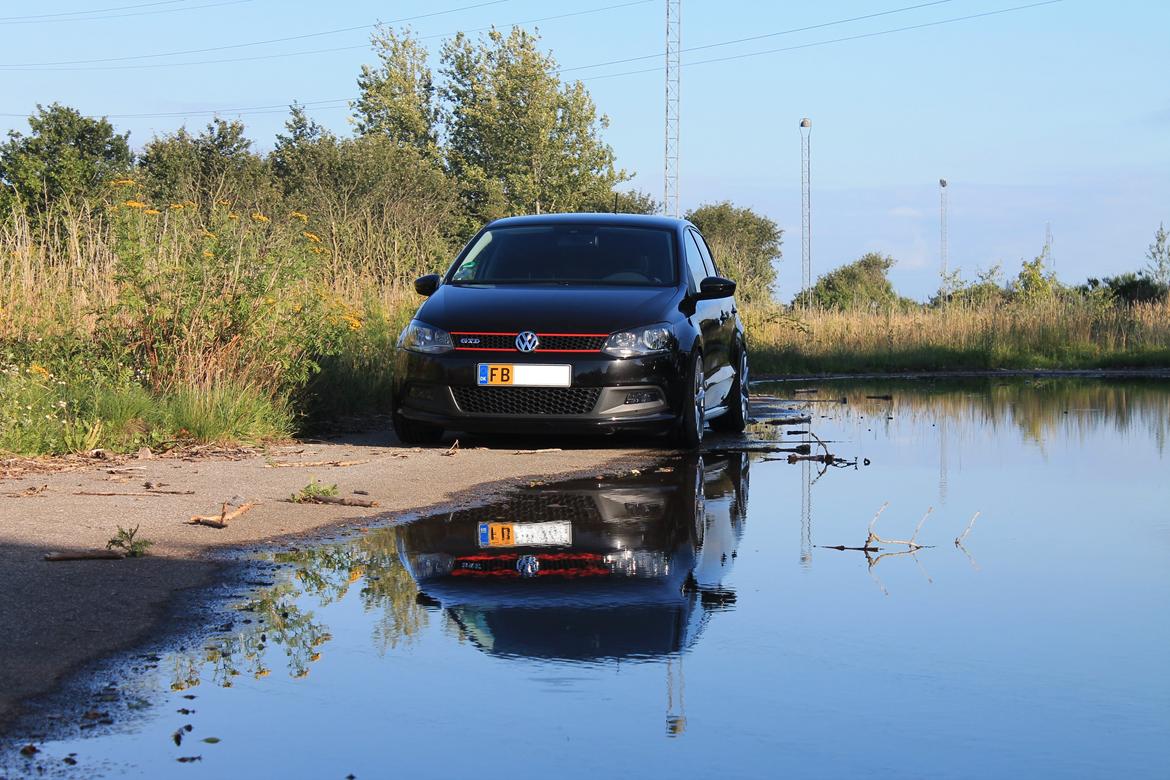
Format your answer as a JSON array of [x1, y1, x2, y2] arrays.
[[398, 320, 454, 354], [602, 323, 674, 358], [603, 550, 672, 577]]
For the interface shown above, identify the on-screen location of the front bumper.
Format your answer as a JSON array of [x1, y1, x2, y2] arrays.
[[392, 350, 685, 434]]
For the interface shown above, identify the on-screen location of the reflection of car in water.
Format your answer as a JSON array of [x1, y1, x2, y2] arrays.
[[397, 455, 749, 661]]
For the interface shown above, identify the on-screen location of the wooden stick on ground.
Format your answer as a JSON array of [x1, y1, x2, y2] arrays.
[[45, 550, 125, 561], [304, 496, 379, 508], [189, 501, 259, 529]]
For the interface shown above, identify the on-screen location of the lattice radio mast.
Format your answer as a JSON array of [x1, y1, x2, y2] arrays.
[[663, 0, 681, 217], [800, 118, 812, 306], [939, 178, 949, 296]]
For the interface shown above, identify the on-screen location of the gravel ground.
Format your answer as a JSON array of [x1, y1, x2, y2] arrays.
[[0, 429, 659, 731]]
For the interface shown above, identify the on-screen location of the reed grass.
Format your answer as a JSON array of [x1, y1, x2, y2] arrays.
[[748, 300, 1170, 375]]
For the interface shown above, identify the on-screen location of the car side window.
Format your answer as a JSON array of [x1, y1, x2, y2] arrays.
[[690, 229, 719, 277], [682, 231, 709, 290]]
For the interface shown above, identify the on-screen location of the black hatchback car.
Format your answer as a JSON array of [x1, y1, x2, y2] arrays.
[[391, 213, 749, 447]]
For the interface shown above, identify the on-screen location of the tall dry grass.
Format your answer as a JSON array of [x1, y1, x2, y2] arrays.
[[748, 299, 1170, 374]]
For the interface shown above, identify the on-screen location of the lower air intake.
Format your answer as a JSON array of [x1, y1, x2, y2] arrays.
[[452, 387, 601, 416]]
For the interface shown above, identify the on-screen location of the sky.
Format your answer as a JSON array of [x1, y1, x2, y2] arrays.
[[2, 0, 1168, 301]]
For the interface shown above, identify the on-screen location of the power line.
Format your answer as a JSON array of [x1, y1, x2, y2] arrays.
[[0, 0, 651, 72], [0, 0, 1064, 121], [0, 0, 252, 26], [0, 0, 185, 22], [582, 0, 1065, 81], [560, 0, 959, 74], [1, 0, 508, 66]]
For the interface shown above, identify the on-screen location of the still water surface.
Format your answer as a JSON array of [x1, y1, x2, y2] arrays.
[[8, 378, 1170, 778]]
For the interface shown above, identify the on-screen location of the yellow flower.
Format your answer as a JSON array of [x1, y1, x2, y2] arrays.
[[111, 178, 136, 187], [202, 250, 214, 258], [251, 212, 270, 223], [29, 363, 51, 379], [255, 669, 270, 679], [217, 199, 231, 206], [310, 246, 326, 255], [169, 203, 184, 210], [303, 231, 321, 243], [144, 208, 162, 215], [201, 229, 216, 238], [228, 213, 239, 220], [342, 314, 362, 332], [289, 211, 309, 223], [124, 200, 146, 209]]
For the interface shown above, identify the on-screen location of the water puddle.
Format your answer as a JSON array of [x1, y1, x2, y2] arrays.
[[4, 378, 1168, 778]]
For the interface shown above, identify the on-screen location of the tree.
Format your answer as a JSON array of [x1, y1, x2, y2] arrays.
[[798, 252, 906, 310], [1146, 222, 1169, 287], [138, 119, 272, 208], [1011, 245, 1057, 305], [439, 27, 625, 229], [685, 201, 781, 304], [0, 103, 131, 213], [353, 26, 438, 154]]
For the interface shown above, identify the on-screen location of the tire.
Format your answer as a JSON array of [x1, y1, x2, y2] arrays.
[[671, 352, 705, 449], [711, 345, 749, 433], [392, 409, 444, 445]]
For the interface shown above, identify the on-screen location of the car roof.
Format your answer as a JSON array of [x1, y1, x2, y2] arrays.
[[484, 212, 693, 231]]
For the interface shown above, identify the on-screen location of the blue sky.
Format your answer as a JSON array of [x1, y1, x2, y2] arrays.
[[3, 0, 1167, 300]]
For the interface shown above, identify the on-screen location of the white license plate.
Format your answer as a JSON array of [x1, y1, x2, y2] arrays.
[[477, 364, 571, 387], [477, 521, 573, 548]]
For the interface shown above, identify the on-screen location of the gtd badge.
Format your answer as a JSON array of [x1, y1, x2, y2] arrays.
[[515, 331, 540, 353], [459, 337, 481, 345]]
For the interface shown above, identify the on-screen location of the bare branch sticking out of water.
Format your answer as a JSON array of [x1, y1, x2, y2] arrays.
[[869, 506, 933, 550], [955, 511, 981, 546]]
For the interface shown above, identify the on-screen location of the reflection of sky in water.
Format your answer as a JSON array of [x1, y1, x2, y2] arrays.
[[6, 379, 1168, 779]]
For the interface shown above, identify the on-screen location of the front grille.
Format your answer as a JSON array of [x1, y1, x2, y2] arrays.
[[452, 387, 600, 416], [452, 332, 607, 352]]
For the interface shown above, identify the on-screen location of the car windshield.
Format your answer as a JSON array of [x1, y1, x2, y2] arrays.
[[448, 225, 677, 287]]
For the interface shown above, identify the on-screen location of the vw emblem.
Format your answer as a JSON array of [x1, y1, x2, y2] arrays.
[[515, 331, 540, 353], [516, 555, 540, 578]]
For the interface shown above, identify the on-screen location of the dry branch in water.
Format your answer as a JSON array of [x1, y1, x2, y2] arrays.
[[955, 511, 981, 546]]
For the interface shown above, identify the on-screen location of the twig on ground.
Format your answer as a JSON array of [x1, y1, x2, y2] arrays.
[[514, 448, 563, 454], [5, 484, 48, 498], [44, 550, 125, 561], [301, 495, 379, 508], [265, 459, 370, 469], [442, 440, 460, 457], [189, 501, 259, 529]]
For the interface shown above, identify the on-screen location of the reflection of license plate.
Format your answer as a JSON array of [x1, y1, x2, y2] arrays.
[[477, 521, 572, 547], [477, 364, 571, 387]]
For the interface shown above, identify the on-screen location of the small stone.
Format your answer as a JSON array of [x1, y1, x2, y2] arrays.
[[136, 446, 154, 460], [19, 744, 38, 757]]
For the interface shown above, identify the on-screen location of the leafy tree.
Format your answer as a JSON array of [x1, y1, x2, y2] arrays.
[[0, 103, 131, 213], [798, 252, 907, 310], [440, 27, 625, 228], [1146, 222, 1169, 287], [1080, 272, 1167, 305], [272, 106, 458, 284], [138, 119, 272, 209], [932, 264, 1007, 307], [685, 201, 781, 304], [1011, 246, 1057, 305], [353, 26, 438, 154]]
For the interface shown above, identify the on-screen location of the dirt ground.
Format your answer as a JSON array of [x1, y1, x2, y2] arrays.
[[0, 429, 659, 731]]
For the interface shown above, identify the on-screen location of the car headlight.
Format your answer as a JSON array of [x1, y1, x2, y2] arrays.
[[602, 323, 674, 358], [398, 320, 454, 354]]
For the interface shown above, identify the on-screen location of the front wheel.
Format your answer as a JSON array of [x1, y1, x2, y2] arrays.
[[711, 346, 749, 433], [671, 353, 705, 449]]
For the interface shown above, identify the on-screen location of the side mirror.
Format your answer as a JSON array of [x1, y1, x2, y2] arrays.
[[414, 273, 441, 297], [698, 276, 736, 300]]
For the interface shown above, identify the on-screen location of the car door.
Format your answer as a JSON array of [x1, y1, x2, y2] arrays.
[[682, 230, 725, 412], [687, 229, 735, 409]]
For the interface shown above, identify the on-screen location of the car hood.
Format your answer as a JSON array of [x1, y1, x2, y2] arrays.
[[416, 284, 680, 333]]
